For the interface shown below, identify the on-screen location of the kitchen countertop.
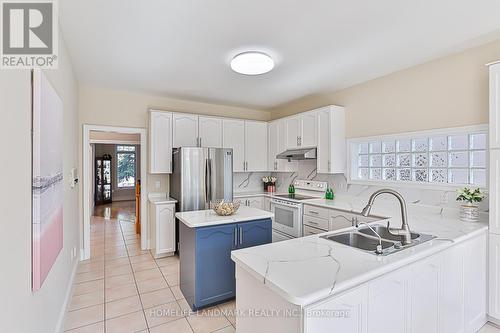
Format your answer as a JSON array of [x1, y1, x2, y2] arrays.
[[176, 206, 274, 228], [148, 193, 177, 205], [231, 194, 488, 307]]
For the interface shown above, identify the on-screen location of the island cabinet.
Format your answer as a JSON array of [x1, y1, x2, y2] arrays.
[[235, 230, 487, 333], [180, 218, 272, 310]]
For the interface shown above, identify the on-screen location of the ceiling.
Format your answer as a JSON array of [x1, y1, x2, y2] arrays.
[[60, 0, 500, 110]]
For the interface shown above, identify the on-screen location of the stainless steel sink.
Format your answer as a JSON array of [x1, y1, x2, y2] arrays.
[[323, 233, 395, 252], [321, 224, 437, 256], [358, 225, 420, 242]]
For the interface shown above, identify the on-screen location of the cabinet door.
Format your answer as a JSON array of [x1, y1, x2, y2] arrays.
[[157, 204, 175, 254], [268, 121, 279, 171], [305, 286, 368, 333], [301, 112, 317, 147], [489, 234, 500, 322], [195, 224, 236, 307], [329, 106, 346, 174], [223, 119, 245, 172], [285, 116, 301, 149], [245, 121, 268, 172], [330, 212, 355, 231], [368, 269, 409, 333], [199, 116, 222, 148], [408, 256, 441, 333], [439, 244, 465, 333], [149, 111, 172, 173], [490, 150, 500, 234], [247, 197, 264, 210], [490, 64, 500, 149], [277, 119, 297, 172], [173, 113, 198, 147], [317, 108, 330, 173], [238, 219, 272, 249]]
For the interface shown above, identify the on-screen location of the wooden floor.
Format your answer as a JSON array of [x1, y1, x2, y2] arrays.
[[93, 200, 136, 222]]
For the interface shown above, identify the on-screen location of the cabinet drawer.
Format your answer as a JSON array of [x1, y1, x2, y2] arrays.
[[303, 215, 329, 231], [303, 205, 330, 219], [329, 211, 356, 231], [303, 225, 326, 236]]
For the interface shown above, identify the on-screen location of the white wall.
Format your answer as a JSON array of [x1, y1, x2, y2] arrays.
[[0, 35, 80, 333]]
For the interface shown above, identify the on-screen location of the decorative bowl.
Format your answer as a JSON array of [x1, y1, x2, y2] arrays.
[[211, 200, 240, 216]]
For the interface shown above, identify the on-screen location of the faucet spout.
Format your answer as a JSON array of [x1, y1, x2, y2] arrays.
[[361, 189, 412, 245]]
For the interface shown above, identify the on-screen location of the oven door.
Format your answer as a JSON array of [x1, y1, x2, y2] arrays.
[[271, 201, 301, 238]]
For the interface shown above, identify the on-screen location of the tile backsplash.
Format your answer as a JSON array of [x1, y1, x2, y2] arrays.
[[266, 160, 488, 212]]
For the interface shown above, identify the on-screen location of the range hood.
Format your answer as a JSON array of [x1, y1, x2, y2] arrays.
[[276, 148, 317, 161]]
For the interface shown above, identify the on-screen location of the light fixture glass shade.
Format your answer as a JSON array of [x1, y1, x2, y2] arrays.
[[230, 51, 274, 75]]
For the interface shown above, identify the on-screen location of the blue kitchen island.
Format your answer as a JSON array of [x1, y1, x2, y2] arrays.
[[176, 206, 273, 311]]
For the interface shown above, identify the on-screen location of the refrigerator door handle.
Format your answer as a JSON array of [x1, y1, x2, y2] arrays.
[[205, 158, 209, 205], [207, 158, 212, 203]]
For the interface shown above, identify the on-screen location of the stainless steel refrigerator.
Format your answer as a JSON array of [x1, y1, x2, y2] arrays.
[[170, 147, 233, 212]]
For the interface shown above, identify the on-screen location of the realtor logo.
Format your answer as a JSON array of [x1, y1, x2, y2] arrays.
[[1, 1, 58, 68]]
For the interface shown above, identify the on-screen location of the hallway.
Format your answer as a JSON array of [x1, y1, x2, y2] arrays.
[[63, 203, 236, 333]]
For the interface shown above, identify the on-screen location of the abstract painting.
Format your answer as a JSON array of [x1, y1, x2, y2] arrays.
[[32, 70, 63, 291]]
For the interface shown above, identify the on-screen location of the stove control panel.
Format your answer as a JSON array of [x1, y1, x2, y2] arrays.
[[294, 179, 328, 192]]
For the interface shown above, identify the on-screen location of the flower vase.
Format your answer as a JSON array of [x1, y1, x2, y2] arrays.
[[459, 204, 479, 222]]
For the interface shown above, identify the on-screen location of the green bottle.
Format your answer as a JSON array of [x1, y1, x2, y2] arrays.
[[326, 187, 334, 200], [288, 183, 295, 194]]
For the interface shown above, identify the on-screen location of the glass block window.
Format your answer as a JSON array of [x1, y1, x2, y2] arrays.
[[350, 128, 487, 187]]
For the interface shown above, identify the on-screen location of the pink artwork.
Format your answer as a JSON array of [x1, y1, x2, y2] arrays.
[[32, 70, 63, 291]]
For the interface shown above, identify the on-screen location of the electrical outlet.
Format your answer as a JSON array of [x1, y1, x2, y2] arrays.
[[155, 181, 161, 190]]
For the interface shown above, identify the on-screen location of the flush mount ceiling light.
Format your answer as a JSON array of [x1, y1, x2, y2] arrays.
[[230, 51, 275, 75]]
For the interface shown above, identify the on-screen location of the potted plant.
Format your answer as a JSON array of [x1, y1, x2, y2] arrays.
[[456, 187, 485, 222], [261, 176, 277, 192]]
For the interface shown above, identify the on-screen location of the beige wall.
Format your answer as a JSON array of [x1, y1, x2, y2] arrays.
[[270, 39, 500, 138], [0, 36, 80, 332]]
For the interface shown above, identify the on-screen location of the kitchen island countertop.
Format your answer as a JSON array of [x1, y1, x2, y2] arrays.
[[176, 206, 274, 228]]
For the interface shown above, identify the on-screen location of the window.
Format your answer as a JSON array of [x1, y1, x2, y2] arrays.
[[116, 145, 136, 188], [349, 127, 487, 187]]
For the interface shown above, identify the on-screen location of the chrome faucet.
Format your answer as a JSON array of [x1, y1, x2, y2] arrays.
[[356, 221, 384, 255], [361, 189, 412, 245]]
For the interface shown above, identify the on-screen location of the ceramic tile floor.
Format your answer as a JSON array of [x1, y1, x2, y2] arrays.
[[64, 213, 235, 333]]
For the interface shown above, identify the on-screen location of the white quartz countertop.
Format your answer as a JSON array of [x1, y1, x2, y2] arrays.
[[176, 206, 274, 228], [231, 195, 488, 307], [148, 193, 177, 205]]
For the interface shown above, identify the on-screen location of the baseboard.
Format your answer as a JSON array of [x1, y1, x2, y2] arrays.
[[487, 316, 500, 327], [55, 256, 79, 333]]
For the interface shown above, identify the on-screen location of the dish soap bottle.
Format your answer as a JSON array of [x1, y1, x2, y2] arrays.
[[288, 183, 295, 194], [326, 187, 334, 200]]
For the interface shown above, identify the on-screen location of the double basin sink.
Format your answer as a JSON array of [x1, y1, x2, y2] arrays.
[[321, 224, 436, 256]]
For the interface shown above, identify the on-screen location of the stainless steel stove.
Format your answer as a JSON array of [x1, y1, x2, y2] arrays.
[[271, 180, 328, 242]]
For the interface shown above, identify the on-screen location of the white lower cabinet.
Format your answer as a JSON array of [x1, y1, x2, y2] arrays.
[[489, 233, 500, 323], [302, 232, 487, 333], [149, 202, 176, 258], [305, 286, 368, 333], [235, 196, 264, 210]]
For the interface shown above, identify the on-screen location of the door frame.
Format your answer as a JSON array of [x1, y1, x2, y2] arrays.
[[82, 124, 148, 260]]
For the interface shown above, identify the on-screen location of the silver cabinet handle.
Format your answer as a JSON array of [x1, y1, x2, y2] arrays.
[[328, 160, 331, 172], [239, 227, 243, 245], [243, 161, 246, 171], [309, 210, 319, 215], [234, 227, 238, 247], [308, 221, 319, 225]]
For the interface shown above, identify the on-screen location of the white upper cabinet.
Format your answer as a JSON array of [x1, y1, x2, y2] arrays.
[[199, 116, 222, 148], [316, 106, 346, 174], [268, 120, 279, 171], [173, 113, 198, 147], [301, 112, 317, 147], [223, 119, 245, 172], [490, 149, 500, 234], [286, 116, 301, 149], [245, 121, 268, 172], [490, 63, 500, 149], [149, 110, 173, 174]]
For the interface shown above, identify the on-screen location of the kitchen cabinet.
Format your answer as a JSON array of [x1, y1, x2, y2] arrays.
[[222, 119, 245, 172], [489, 234, 500, 322], [439, 245, 465, 333], [199, 116, 222, 148], [317, 106, 346, 174], [285, 112, 317, 149], [149, 201, 176, 258], [180, 218, 272, 310], [465, 234, 487, 332], [490, 150, 500, 234], [490, 63, 500, 149], [367, 269, 409, 333], [244, 121, 268, 172], [305, 285, 368, 333], [149, 111, 173, 173], [236, 196, 264, 210], [173, 113, 198, 147], [269, 119, 298, 172]]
